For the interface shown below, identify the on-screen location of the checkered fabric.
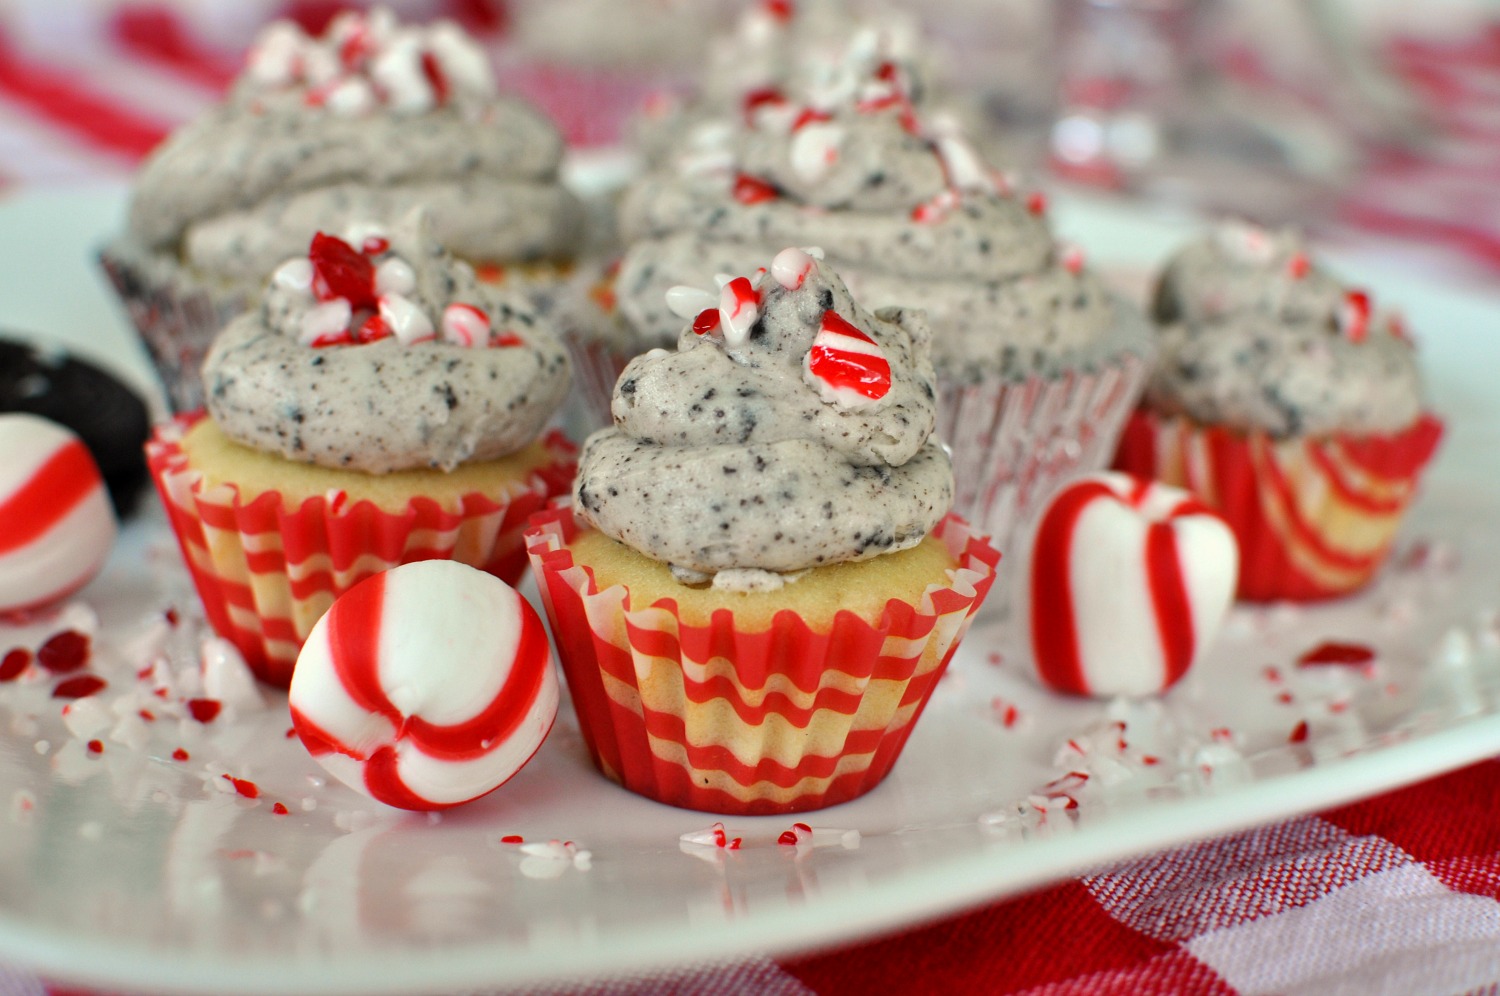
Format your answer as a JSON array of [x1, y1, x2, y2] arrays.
[[2, 5, 1498, 994]]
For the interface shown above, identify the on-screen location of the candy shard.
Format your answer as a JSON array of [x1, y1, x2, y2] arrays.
[[289, 561, 558, 811]]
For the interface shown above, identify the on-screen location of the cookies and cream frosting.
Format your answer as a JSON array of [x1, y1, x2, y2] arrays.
[[1147, 223, 1423, 438], [613, 53, 1126, 379], [575, 248, 953, 587], [128, 9, 583, 281], [202, 214, 569, 474]]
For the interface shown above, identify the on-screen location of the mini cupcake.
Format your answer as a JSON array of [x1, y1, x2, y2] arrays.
[[527, 248, 998, 815], [1114, 223, 1443, 600], [102, 8, 584, 413], [584, 54, 1149, 587], [147, 215, 574, 686]]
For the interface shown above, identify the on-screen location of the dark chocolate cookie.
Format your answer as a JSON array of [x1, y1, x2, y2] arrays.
[[0, 336, 152, 517]]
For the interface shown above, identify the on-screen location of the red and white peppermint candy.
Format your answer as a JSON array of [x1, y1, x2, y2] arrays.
[[289, 561, 558, 811], [0, 415, 116, 613], [803, 310, 892, 407], [718, 274, 762, 345], [440, 302, 490, 347], [770, 246, 823, 290], [1338, 289, 1372, 343], [1030, 472, 1237, 698], [789, 121, 844, 182]]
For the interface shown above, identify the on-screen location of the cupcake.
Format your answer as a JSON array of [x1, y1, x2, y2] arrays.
[[1114, 223, 1443, 600], [586, 53, 1149, 586], [526, 247, 998, 815], [102, 8, 584, 413], [147, 215, 575, 686]]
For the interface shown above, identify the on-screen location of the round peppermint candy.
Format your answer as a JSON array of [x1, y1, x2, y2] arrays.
[[0, 414, 116, 613], [289, 560, 558, 810], [1029, 472, 1238, 698]]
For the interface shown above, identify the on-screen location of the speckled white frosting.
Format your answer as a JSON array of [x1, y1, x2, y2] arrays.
[[127, 10, 583, 284], [202, 217, 570, 473], [612, 53, 1126, 380], [575, 249, 952, 581], [1147, 224, 1424, 439]]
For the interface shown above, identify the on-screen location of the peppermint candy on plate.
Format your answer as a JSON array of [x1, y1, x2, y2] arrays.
[[289, 560, 558, 810], [0, 414, 116, 613], [1029, 472, 1238, 698]]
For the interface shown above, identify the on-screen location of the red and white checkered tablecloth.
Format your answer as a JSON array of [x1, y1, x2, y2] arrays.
[[4, 4, 1500, 994]]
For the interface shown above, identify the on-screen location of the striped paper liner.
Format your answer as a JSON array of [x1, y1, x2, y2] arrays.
[[98, 239, 252, 414], [525, 508, 999, 816], [938, 350, 1150, 609], [1113, 409, 1444, 601], [147, 414, 578, 687]]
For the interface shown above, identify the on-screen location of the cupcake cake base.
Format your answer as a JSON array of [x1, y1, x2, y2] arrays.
[[526, 508, 999, 815], [147, 414, 577, 686]]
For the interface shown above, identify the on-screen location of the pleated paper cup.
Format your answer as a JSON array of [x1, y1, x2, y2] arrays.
[[1113, 409, 1444, 601], [938, 348, 1150, 608], [525, 508, 999, 815], [147, 414, 578, 687]]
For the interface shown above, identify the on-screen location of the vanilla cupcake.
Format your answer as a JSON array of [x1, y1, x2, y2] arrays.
[[527, 247, 997, 815], [1115, 223, 1443, 600], [147, 216, 574, 686], [103, 8, 583, 412]]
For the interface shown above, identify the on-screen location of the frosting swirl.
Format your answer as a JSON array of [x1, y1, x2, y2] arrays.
[[613, 56, 1124, 378], [575, 248, 953, 583], [1147, 224, 1423, 438], [202, 215, 570, 473], [128, 10, 582, 281]]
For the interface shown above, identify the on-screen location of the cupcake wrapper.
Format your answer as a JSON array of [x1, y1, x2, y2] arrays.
[[525, 509, 1000, 815], [938, 351, 1150, 603], [98, 240, 252, 415], [147, 414, 579, 687], [1113, 409, 1444, 601]]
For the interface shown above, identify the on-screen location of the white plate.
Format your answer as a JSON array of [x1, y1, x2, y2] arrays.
[[2, 187, 1499, 996]]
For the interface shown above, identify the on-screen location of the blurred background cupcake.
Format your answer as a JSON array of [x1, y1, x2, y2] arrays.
[[580, 32, 1149, 599], [1114, 222, 1443, 600], [101, 7, 583, 413], [528, 247, 996, 815], [147, 214, 575, 686]]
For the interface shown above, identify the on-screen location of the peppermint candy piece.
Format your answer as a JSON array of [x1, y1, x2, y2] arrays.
[[770, 246, 823, 290], [289, 561, 559, 811], [718, 275, 761, 346], [803, 310, 892, 407], [441, 303, 490, 347], [1030, 472, 1238, 698], [0, 415, 116, 613], [1338, 289, 1372, 343], [309, 232, 377, 310]]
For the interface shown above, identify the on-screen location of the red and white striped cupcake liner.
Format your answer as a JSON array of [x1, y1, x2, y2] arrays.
[[1113, 409, 1445, 601], [525, 508, 1000, 816], [146, 413, 578, 687]]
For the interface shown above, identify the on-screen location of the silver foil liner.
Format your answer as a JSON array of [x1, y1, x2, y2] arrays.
[[936, 302, 1154, 607], [98, 238, 251, 414]]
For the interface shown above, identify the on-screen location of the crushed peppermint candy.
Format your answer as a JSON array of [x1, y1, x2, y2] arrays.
[[277, 230, 503, 350], [681, 822, 743, 850], [244, 9, 496, 115], [803, 309, 892, 407]]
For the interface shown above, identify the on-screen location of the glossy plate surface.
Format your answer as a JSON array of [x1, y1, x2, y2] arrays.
[[1, 187, 1498, 995]]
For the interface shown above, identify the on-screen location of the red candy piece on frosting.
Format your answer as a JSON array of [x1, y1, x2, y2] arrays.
[[309, 232, 378, 310], [289, 560, 559, 811], [1029, 472, 1238, 698], [803, 310, 892, 406], [733, 173, 780, 205], [0, 415, 116, 613], [1339, 289, 1372, 343]]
